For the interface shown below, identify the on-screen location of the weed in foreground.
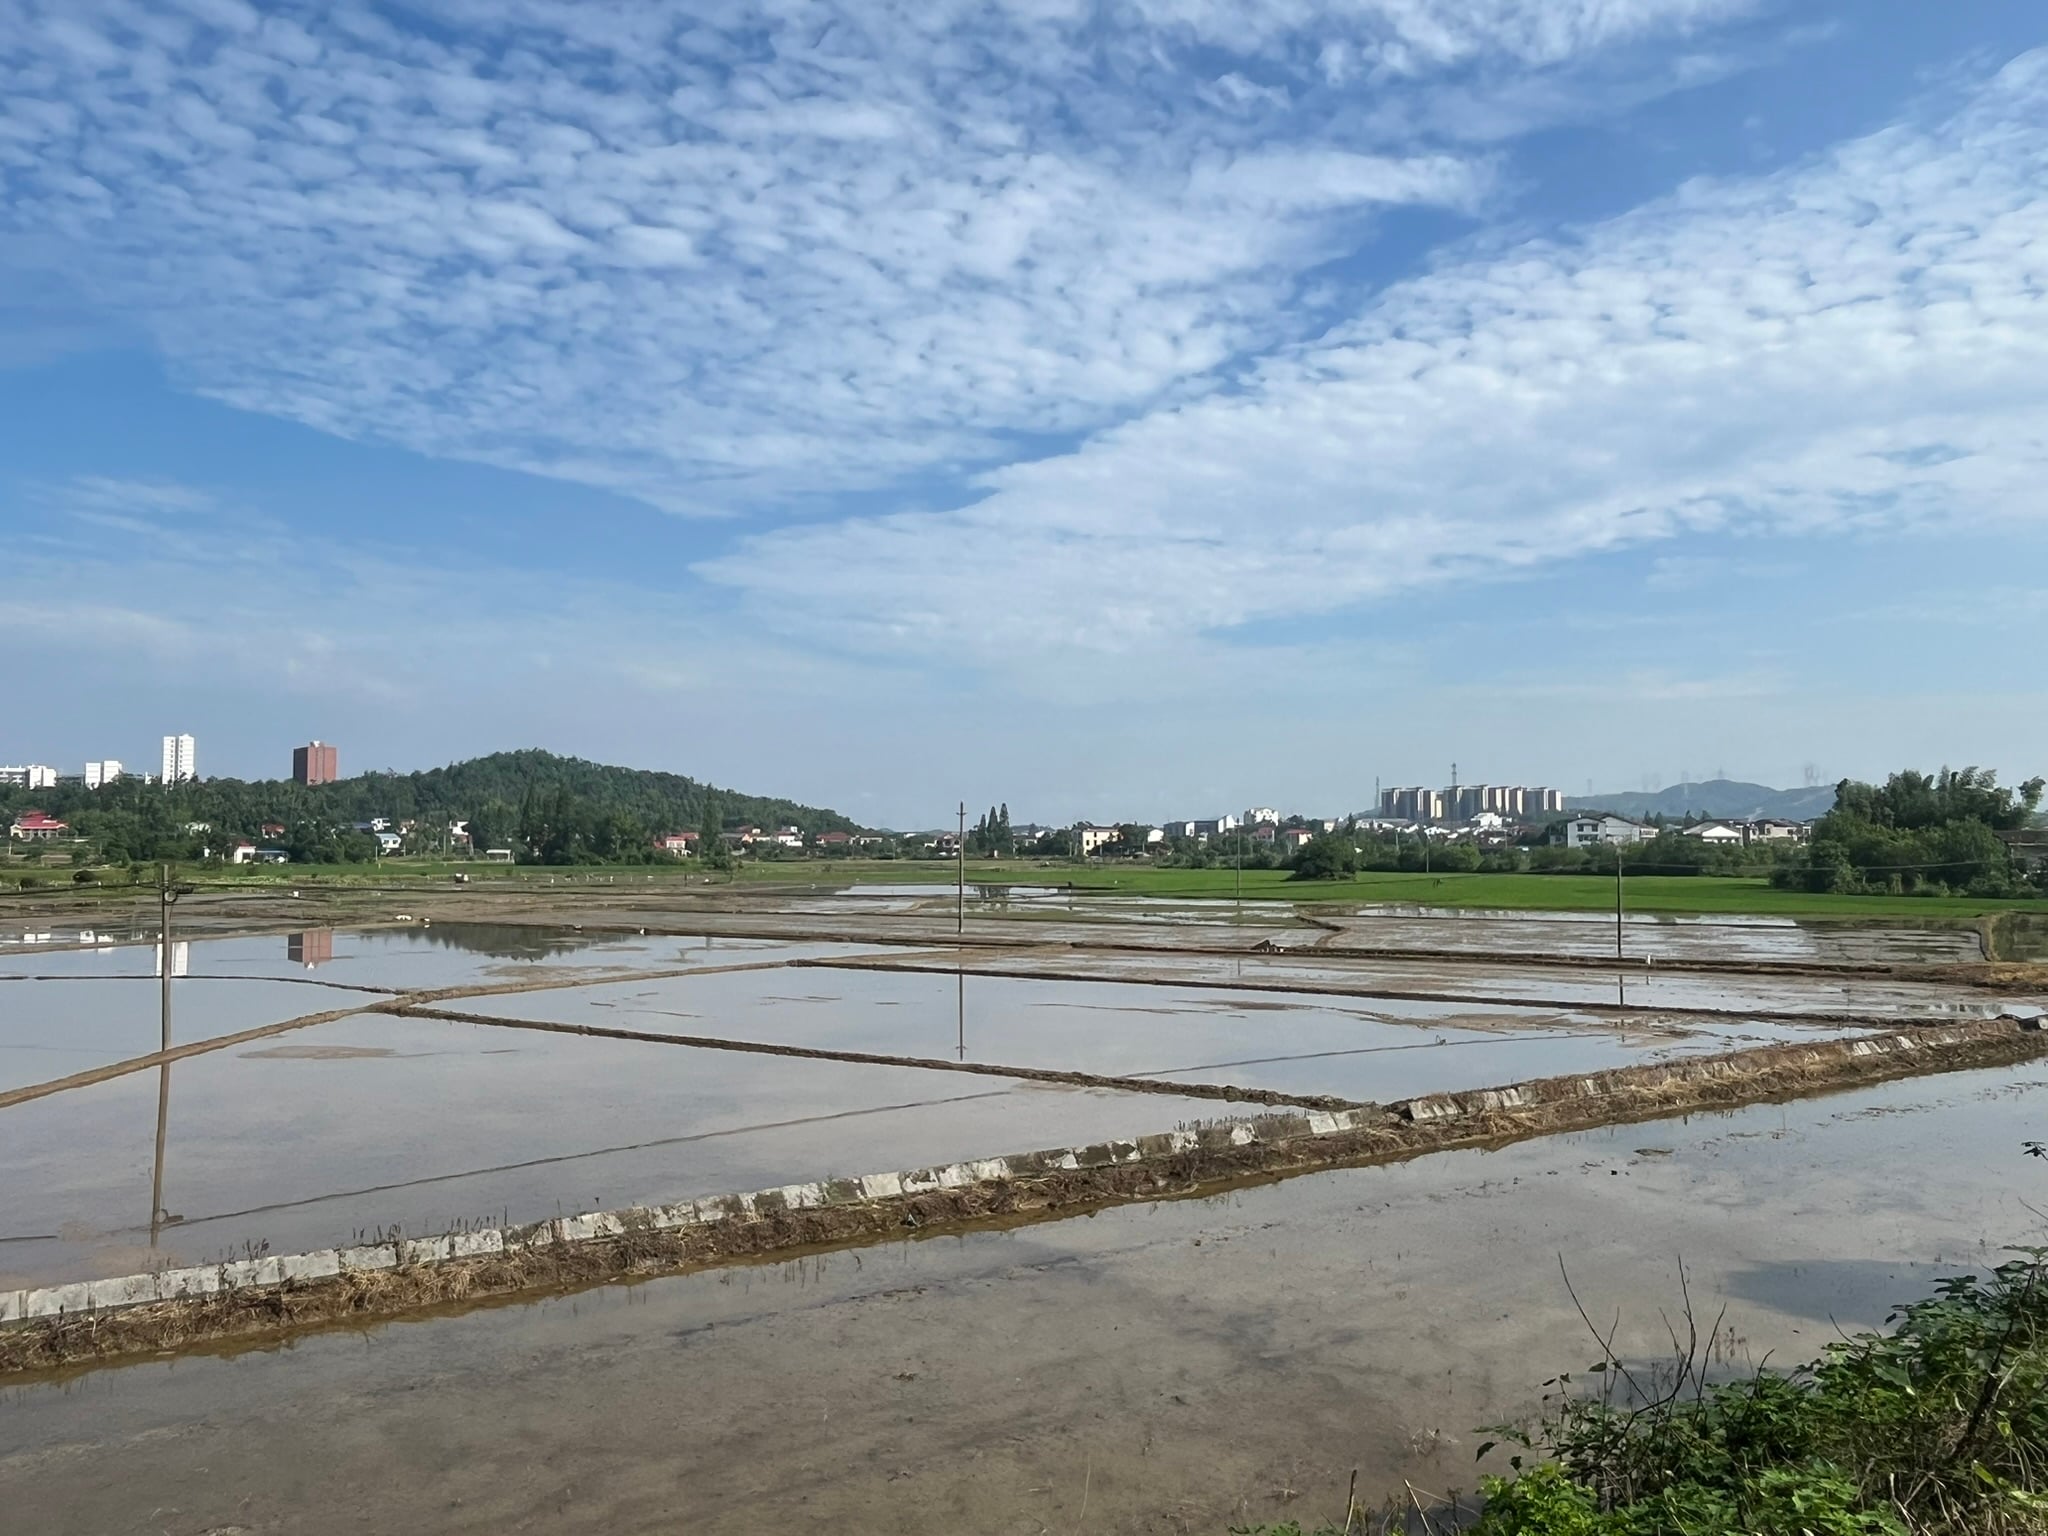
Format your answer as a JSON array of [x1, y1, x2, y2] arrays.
[[1234, 1251, 2048, 1536]]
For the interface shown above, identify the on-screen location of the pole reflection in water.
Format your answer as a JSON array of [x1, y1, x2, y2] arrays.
[[956, 967, 966, 1061], [149, 1058, 170, 1246]]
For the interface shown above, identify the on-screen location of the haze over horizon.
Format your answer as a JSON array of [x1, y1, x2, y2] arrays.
[[4, 0, 2046, 828]]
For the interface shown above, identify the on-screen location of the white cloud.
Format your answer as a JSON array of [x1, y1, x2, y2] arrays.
[[0, 0, 1741, 513], [701, 51, 2048, 674]]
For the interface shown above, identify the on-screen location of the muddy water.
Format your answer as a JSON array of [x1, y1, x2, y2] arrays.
[[0, 974, 380, 1092], [466, 967, 1856, 1102], [1324, 908, 1985, 965], [0, 930, 900, 1097], [0, 925, 876, 989], [3, 1064, 2042, 1536], [1992, 912, 2048, 962], [0, 1011, 1265, 1288], [925, 948, 2029, 1019]]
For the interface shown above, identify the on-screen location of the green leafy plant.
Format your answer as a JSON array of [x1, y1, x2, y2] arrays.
[[1466, 1253, 2048, 1536]]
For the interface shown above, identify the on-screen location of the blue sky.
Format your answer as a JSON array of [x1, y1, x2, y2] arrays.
[[1, 0, 2044, 827]]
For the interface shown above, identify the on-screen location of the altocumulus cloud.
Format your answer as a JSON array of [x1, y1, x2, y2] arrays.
[[0, 0, 1742, 514], [699, 50, 2048, 667]]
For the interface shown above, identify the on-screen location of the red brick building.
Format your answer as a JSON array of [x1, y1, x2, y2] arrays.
[[292, 740, 338, 785]]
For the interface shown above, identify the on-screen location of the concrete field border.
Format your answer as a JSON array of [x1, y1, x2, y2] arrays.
[[4, 1016, 2042, 1374]]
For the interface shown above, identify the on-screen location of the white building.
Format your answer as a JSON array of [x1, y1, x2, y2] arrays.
[[1243, 807, 1280, 826], [1683, 820, 1749, 845], [1564, 814, 1654, 848], [161, 734, 197, 783], [0, 764, 59, 789], [83, 759, 124, 789], [1077, 825, 1121, 855], [1748, 819, 1810, 843]]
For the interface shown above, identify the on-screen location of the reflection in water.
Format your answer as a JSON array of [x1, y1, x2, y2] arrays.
[[152, 941, 190, 978], [150, 1057, 172, 1246], [288, 929, 335, 969], [1992, 913, 2048, 962], [957, 968, 966, 1061], [398, 923, 616, 962]]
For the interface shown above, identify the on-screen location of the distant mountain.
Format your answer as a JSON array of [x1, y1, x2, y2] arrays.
[[1566, 779, 1837, 823]]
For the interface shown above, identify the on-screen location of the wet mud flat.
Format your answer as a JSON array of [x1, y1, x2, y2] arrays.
[[2, 1061, 2045, 1536], [825, 945, 2033, 1023], [1315, 906, 1988, 966]]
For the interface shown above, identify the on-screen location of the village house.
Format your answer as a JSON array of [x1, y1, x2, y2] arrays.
[[1683, 820, 1749, 845], [1077, 825, 1121, 855], [656, 831, 699, 855], [9, 811, 69, 841], [1748, 819, 1810, 842], [1561, 813, 1654, 848]]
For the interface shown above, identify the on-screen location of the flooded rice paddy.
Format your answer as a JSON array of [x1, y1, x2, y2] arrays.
[[2, 904, 2032, 1302], [0, 1011, 1263, 1287], [3, 1058, 2044, 1535], [0, 893, 2042, 1532]]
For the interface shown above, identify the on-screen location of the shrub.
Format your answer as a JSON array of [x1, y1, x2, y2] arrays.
[[1472, 1253, 2048, 1536]]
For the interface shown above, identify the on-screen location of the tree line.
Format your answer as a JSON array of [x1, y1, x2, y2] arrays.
[[1772, 767, 2044, 897]]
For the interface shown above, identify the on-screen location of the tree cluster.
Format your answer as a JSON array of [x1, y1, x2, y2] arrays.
[[1773, 767, 2045, 897], [967, 804, 1014, 857]]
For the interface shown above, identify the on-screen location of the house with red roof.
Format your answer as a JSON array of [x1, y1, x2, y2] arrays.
[[9, 811, 69, 841]]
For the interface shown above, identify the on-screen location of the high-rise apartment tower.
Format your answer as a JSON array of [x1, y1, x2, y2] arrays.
[[161, 734, 196, 783], [292, 740, 338, 786]]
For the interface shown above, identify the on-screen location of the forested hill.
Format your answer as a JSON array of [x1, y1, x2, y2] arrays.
[[337, 750, 857, 834], [0, 749, 859, 861]]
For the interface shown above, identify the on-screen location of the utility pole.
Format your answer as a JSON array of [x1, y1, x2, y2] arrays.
[[1615, 837, 1625, 963], [152, 862, 189, 1246], [956, 801, 965, 937], [159, 863, 173, 1055]]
